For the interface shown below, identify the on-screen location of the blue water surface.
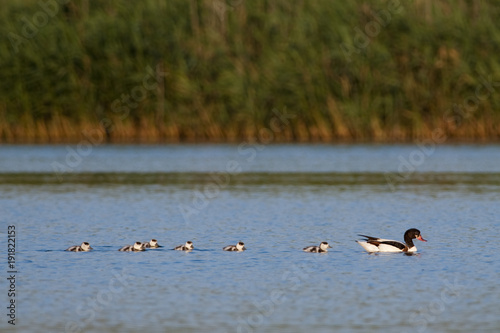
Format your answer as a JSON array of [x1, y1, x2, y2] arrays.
[[1, 144, 499, 333]]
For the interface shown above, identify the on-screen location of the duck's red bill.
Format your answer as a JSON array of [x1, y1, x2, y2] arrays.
[[417, 235, 427, 242]]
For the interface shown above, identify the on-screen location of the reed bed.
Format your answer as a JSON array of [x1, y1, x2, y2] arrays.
[[1, 0, 499, 143]]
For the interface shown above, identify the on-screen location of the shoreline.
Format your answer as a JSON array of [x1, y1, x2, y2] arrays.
[[1, 137, 499, 145]]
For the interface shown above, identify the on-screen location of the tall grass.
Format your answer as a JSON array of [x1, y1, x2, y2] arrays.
[[1, 0, 499, 142]]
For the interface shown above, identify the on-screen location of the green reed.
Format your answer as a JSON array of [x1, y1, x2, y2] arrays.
[[1, 0, 499, 142]]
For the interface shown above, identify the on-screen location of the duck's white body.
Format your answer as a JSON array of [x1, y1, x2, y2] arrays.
[[119, 242, 146, 252], [66, 242, 93, 252], [356, 239, 416, 253], [356, 229, 426, 253], [223, 242, 246, 251]]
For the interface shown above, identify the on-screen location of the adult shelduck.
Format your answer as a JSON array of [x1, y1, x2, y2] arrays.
[[356, 228, 427, 253]]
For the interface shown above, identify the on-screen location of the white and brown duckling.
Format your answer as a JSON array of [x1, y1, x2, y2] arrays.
[[223, 241, 246, 251], [119, 242, 146, 252], [142, 239, 161, 248], [356, 228, 427, 253], [66, 242, 93, 252], [303, 242, 332, 253], [174, 241, 194, 251]]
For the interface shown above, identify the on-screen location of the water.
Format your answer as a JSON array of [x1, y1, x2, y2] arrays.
[[1, 144, 499, 333]]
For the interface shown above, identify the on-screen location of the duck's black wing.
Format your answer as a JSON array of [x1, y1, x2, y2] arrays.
[[378, 240, 406, 250], [358, 234, 380, 241]]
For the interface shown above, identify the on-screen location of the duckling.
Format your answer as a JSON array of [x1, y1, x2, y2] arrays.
[[303, 242, 332, 253], [119, 242, 146, 252], [174, 241, 194, 251], [223, 241, 246, 251], [66, 242, 93, 252], [142, 239, 161, 248]]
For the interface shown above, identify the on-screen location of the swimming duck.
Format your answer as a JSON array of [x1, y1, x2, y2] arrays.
[[119, 242, 146, 252], [303, 242, 332, 253], [66, 242, 93, 252], [356, 228, 427, 253], [223, 241, 246, 251], [174, 241, 193, 251], [142, 239, 161, 248]]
